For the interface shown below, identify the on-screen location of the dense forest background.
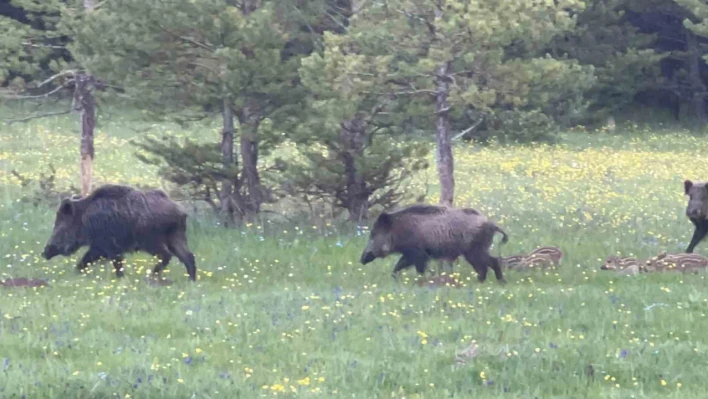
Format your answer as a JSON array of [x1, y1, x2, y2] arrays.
[[2, 0, 708, 225]]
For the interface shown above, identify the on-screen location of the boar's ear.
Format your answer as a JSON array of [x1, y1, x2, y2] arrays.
[[375, 212, 393, 230], [59, 199, 75, 216], [685, 180, 694, 195]]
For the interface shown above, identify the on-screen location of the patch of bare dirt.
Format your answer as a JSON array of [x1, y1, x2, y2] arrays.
[[0, 277, 49, 288], [144, 276, 174, 287], [415, 274, 462, 288]]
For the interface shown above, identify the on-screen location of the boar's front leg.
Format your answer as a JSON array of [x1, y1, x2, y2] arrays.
[[391, 256, 414, 279], [76, 247, 105, 274], [391, 248, 430, 279], [112, 256, 126, 278], [686, 219, 708, 253]]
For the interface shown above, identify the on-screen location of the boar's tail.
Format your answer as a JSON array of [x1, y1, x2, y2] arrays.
[[493, 224, 509, 245], [492, 224, 508, 257]]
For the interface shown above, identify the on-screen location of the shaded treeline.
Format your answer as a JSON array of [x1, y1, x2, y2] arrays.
[[2, 0, 708, 226]]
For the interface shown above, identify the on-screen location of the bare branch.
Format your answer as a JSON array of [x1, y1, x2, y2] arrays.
[[4, 83, 69, 100], [362, 89, 436, 96], [452, 117, 485, 141], [436, 105, 451, 115], [324, 10, 350, 33], [188, 62, 221, 77], [349, 0, 371, 14], [36, 71, 76, 89], [5, 109, 72, 125], [159, 25, 214, 52], [93, 0, 108, 10], [21, 42, 67, 50]]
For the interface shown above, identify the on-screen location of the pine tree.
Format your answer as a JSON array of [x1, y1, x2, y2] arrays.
[[340, 0, 595, 206], [623, 0, 707, 125], [289, 32, 430, 222], [547, 0, 664, 125], [72, 0, 314, 224], [0, 0, 100, 197], [672, 0, 708, 125]]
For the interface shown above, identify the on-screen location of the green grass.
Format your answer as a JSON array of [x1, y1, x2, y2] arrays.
[[1, 108, 708, 397]]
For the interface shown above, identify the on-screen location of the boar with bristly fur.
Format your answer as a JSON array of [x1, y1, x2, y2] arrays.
[[683, 180, 708, 253], [359, 204, 509, 284], [42, 184, 197, 281]]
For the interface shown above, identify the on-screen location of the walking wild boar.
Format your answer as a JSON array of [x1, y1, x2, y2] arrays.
[[359, 204, 508, 284], [42, 184, 197, 281], [684, 180, 708, 253]]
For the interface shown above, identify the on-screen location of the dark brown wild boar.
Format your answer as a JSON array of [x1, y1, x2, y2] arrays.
[[359, 204, 508, 284], [41, 184, 197, 281], [683, 180, 708, 253]]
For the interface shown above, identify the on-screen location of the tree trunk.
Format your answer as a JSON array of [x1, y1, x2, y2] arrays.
[[239, 107, 262, 221], [686, 30, 706, 125], [74, 72, 95, 197], [75, 0, 96, 198], [434, 61, 454, 207], [219, 99, 236, 227], [341, 116, 369, 223]]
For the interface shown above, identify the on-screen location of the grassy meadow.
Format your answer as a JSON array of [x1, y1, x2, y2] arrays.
[[2, 109, 708, 398]]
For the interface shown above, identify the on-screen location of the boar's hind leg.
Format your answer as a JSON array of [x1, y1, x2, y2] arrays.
[[167, 231, 197, 281], [488, 256, 506, 284], [463, 251, 487, 282], [464, 250, 506, 284], [686, 219, 708, 253], [150, 244, 173, 280]]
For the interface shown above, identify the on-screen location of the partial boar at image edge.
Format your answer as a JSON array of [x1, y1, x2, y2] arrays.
[[683, 180, 708, 253], [42, 184, 198, 281], [359, 204, 508, 284]]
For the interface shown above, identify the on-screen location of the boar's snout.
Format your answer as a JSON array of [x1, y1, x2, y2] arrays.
[[42, 245, 59, 260], [687, 206, 703, 219], [360, 250, 376, 265]]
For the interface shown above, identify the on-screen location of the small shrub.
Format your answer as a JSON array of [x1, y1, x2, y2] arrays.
[[470, 109, 560, 145], [11, 164, 79, 208]]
